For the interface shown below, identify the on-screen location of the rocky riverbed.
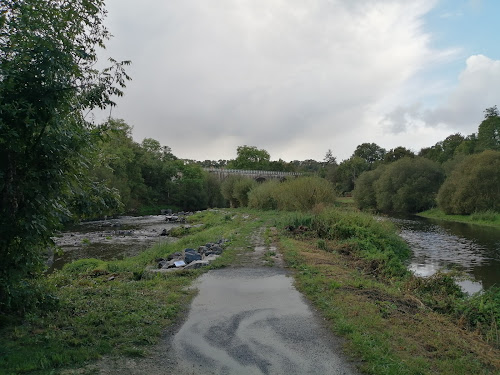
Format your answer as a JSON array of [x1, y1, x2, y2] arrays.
[[48, 215, 181, 272]]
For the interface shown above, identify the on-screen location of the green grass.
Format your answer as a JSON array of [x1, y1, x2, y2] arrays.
[[0, 210, 263, 374], [276, 208, 500, 374], [418, 208, 500, 228], [2, 208, 499, 374]]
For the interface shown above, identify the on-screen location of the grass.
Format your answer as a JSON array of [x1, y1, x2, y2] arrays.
[[275, 208, 500, 374], [2, 207, 499, 374], [418, 208, 500, 228], [0, 210, 264, 374]]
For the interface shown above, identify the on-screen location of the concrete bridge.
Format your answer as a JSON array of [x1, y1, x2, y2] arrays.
[[203, 168, 301, 182]]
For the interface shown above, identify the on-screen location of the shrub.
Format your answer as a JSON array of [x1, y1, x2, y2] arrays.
[[353, 166, 386, 210], [274, 177, 336, 211], [437, 150, 500, 214], [220, 176, 243, 207], [374, 157, 444, 213], [248, 180, 280, 210], [232, 178, 257, 207]]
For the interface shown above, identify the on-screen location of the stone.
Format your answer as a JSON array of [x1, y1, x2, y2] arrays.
[[198, 246, 208, 255], [184, 249, 202, 264], [204, 254, 220, 262], [160, 228, 168, 236], [167, 252, 183, 261], [158, 260, 168, 269], [211, 245, 223, 255], [184, 260, 209, 270]]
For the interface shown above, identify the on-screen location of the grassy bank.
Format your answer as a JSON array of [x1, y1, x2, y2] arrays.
[[274, 208, 500, 374], [0, 210, 264, 374], [418, 208, 500, 228], [1, 208, 499, 374]]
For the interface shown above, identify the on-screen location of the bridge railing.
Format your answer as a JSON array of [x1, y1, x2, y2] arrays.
[[203, 168, 301, 177]]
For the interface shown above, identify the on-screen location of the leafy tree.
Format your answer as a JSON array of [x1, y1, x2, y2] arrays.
[[476, 114, 500, 152], [353, 143, 386, 165], [0, 0, 130, 312], [437, 151, 500, 214], [384, 146, 415, 163], [374, 157, 444, 213], [230, 145, 270, 170], [323, 149, 338, 166], [352, 166, 387, 210], [483, 105, 499, 119], [334, 156, 370, 194], [419, 134, 465, 163]]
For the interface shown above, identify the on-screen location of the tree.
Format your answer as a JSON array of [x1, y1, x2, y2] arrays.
[[353, 143, 386, 165], [334, 156, 370, 194], [476, 114, 500, 152], [483, 105, 499, 119], [0, 0, 130, 312], [437, 151, 500, 214], [230, 145, 270, 170], [419, 133, 465, 163], [384, 146, 415, 163], [374, 157, 444, 213]]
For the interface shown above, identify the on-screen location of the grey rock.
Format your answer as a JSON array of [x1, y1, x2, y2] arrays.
[[184, 249, 202, 264], [184, 260, 209, 270]]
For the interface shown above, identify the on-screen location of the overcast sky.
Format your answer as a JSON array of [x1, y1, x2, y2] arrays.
[[98, 0, 500, 162]]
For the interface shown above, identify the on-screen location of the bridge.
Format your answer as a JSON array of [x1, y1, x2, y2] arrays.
[[203, 168, 301, 182]]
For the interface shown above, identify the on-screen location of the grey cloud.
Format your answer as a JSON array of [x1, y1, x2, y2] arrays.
[[101, 0, 438, 161]]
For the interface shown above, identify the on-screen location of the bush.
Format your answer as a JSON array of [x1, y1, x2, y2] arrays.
[[437, 150, 500, 214], [353, 166, 386, 210], [248, 180, 280, 210], [374, 157, 444, 213], [458, 287, 500, 346], [220, 176, 243, 207], [274, 177, 336, 211], [232, 178, 257, 207]]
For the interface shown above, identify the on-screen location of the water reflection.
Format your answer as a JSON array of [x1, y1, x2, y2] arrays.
[[389, 216, 500, 292]]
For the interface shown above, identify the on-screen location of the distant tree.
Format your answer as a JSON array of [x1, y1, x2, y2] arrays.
[[353, 143, 386, 165], [384, 147, 415, 163], [419, 133, 465, 163], [334, 156, 370, 194], [483, 105, 499, 119], [323, 149, 338, 166], [352, 166, 387, 210], [230, 145, 271, 170], [476, 114, 500, 152], [374, 157, 443, 213], [437, 150, 500, 214]]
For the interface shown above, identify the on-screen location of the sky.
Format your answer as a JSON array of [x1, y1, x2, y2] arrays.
[[97, 0, 500, 162]]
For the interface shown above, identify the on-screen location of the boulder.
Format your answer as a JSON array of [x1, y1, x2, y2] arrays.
[[184, 249, 202, 264]]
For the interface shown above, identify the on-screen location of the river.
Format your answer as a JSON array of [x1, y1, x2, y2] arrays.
[[390, 215, 500, 293], [48, 215, 179, 273]]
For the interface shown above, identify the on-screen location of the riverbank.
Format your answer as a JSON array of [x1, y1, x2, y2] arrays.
[[1, 209, 499, 374], [418, 208, 500, 228]]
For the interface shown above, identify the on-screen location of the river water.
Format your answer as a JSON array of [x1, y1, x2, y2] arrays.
[[48, 215, 179, 273], [390, 216, 500, 293], [50, 214, 500, 294]]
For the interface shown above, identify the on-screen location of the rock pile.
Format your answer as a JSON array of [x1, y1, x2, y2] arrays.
[[152, 239, 227, 272]]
